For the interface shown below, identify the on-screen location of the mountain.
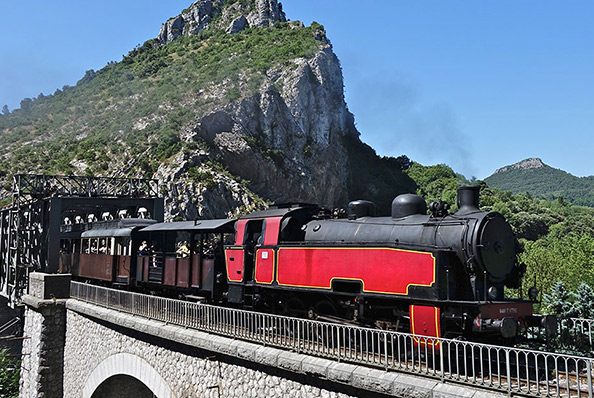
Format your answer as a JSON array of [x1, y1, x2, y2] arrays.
[[485, 158, 594, 207], [0, 0, 415, 219]]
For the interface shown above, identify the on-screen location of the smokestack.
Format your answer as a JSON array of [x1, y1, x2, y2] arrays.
[[456, 186, 480, 215]]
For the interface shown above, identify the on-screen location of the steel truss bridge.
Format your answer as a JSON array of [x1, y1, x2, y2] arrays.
[[0, 174, 162, 306]]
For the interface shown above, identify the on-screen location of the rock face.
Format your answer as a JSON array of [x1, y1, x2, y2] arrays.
[[156, 31, 358, 220], [493, 158, 545, 174], [151, 1, 414, 220], [158, 0, 286, 44]]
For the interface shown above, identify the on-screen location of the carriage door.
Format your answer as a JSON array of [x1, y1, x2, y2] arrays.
[[243, 220, 264, 282], [225, 219, 264, 283], [254, 217, 281, 285], [225, 220, 248, 283]]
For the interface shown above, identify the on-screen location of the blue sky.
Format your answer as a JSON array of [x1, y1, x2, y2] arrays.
[[1, 1, 593, 179]]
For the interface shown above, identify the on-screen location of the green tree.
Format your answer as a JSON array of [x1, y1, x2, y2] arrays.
[[542, 282, 575, 317], [574, 283, 594, 319]]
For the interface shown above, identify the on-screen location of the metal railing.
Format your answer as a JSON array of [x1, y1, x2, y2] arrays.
[[569, 318, 594, 348], [70, 282, 594, 397]]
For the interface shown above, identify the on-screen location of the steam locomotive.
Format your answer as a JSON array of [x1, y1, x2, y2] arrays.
[[59, 186, 554, 341]]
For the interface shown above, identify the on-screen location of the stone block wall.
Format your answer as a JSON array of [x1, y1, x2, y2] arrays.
[[64, 309, 361, 398]]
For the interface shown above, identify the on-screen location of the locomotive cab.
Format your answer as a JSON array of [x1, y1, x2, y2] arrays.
[[224, 204, 320, 305]]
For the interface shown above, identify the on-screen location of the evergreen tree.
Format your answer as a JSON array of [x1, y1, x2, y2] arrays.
[[542, 281, 575, 318], [1, 105, 8, 115], [573, 283, 594, 319]]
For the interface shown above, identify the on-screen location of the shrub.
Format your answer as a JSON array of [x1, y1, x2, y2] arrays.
[[0, 348, 20, 397]]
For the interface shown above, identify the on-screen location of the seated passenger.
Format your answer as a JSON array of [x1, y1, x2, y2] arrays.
[[138, 241, 149, 255], [99, 240, 108, 254], [176, 241, 190, 258]]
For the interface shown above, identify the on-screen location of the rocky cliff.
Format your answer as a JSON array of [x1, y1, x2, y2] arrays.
[[0, 0, 415, 219], [158, 0, 287, 43], [493, 158, 545, 174]]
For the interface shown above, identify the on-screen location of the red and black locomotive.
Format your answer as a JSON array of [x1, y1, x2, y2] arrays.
[[59, 186, 554, 342]]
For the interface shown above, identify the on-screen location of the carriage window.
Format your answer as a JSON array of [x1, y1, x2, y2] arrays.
[[173, 231, 191, 258], [115, 238, 130, 255], [202, 233, 223, 258], [90, 239, 98, 254], [60, 240, 72, 254]]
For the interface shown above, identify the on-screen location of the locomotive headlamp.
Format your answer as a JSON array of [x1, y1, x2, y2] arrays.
[[488, 286, 498, 300], [528, 286, 539, 301]]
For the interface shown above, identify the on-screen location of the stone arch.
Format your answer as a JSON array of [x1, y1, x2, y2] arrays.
[[83, 353, 174, 398]]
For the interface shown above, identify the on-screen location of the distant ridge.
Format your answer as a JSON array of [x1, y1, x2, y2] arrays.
[[493, 158, 545, 174], [485, 158, 594, 207]]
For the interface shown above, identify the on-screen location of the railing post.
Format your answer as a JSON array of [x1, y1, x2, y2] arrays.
[[297, 321, 301, 354], [383, 331, 388, 370], [440, 340, 445, 382], [337, 327, 342, 363], [506, 350, 511, 396], [578, 359, 592, 398]]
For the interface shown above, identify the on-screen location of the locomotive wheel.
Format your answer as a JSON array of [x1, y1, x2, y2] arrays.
[[282, 295, 308, 318], [308, 299, 339, 347], [277, 295, 308, 340], [309, 299, 338, 320]]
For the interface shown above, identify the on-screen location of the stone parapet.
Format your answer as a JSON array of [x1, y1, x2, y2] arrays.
[[28, 272, 71, 300]]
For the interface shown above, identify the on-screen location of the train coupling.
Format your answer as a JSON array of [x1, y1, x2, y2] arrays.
[[473, 315, 518, 338]]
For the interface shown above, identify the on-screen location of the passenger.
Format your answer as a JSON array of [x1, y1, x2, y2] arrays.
[[150, 241, 161, 267], [138, 241, 149, 255], [99, 240, 108, 254], [90, 240, 98, 254], [176, 241, 190, 258]]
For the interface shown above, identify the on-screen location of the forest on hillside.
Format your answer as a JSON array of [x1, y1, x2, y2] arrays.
[[485, 164, 594, 207], [0, 21, 324, 184], [407, 162, 594, 317]]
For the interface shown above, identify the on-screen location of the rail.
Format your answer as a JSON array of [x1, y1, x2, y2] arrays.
[[70, 282, 594, 397]]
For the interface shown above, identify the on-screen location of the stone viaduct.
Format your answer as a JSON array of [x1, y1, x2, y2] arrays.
[[18, 274, 504, 398]]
